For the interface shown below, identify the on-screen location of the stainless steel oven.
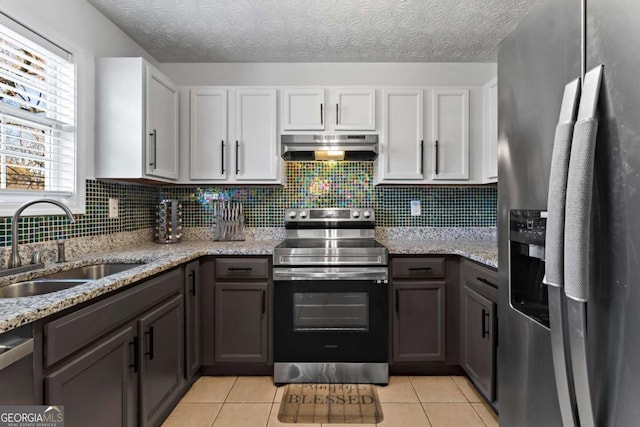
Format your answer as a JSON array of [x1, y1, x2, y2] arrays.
[[273, 208, 389, 385]]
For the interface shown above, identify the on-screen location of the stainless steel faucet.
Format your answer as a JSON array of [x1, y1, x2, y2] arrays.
[[9, 199, 75, 269]]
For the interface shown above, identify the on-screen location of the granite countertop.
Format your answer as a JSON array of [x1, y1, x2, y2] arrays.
[[380, 239, 498, 269], [0, 238, 497, 334]]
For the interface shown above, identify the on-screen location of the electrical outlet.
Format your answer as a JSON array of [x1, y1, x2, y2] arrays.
[[108, 198, 119, 218], [410, 200, 421, 216]]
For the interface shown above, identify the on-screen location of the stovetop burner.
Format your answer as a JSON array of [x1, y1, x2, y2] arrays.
[[274, 208, 387, 267]]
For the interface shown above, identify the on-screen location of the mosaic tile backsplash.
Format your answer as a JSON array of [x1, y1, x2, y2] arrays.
[[165, 162, 497, 228], [0, 180, 158, 247], [0, 162, 496, 246]]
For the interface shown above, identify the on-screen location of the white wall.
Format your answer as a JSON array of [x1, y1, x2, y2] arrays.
[[160, 62, 496, 87], [1, 0, 157, 181]]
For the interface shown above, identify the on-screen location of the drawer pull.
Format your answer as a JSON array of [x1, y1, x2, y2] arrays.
[[408, 267, 432, 271], [476, 277, 497, 288], [144, 326, 154, 360], [228, 267, 253, 272]]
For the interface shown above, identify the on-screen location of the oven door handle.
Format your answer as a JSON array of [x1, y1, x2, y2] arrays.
[[273, 268, 388, 281]]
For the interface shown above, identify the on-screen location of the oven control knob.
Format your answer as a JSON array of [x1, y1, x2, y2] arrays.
[[352, 210, 360, 218], [300, 210, 308, 219], [288, 211, 297, 219], [363, 210, 371, 219]]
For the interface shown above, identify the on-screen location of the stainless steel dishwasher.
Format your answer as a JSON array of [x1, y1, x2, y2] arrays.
[[0, 325, 34, 404]]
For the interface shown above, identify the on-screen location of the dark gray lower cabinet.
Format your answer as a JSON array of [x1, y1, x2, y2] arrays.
[[392, 281, 446, 362], [139, 295, 184, 427], [184, 261, 200, 381], [42, 267, 185, 427], [461, 285, 496, 399], [214, 282, 268, 363], [460, 259, 498, 403], [45, 326, 137, 427]]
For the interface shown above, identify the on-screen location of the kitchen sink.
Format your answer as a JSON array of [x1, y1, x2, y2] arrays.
[[44, 263, 144, 281], [0, 279, 89, 298]]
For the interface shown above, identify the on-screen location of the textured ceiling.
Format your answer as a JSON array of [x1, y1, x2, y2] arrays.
[[87, 0, 541, 63]]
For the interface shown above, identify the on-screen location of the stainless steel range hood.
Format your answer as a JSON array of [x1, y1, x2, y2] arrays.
[[281, 134, 378, 161]]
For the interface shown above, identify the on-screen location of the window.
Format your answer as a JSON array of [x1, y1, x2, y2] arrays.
[[0, 14, 76, 199]]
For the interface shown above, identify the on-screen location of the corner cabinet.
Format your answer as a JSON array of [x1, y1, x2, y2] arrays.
[[431, 88, 469, 181], [460, 259, 498, 404], [96, 57, 179, 182], [281, 87, 376, 131], [187, 88, 280, 183]]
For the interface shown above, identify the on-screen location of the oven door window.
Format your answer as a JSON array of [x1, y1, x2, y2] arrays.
[[293, 292, 369, 331]]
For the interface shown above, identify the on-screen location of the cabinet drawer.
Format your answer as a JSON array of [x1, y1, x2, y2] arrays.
[[391, 257, 446, 279], [462, 259, 498, 291], [215, 258, 269, 280], [44, 268, 183, 367]]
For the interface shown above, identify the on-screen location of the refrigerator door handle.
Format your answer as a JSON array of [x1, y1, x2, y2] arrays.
[[564, 64, 604, 427], [544, 77, 581, 427]]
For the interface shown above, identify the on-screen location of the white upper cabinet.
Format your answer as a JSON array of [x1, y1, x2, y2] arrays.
[[185, 87, 280, 184], [146, 66, 179, 180], [431, 89, 469, 180], [232, 89, 279, 181], [281, 88, 325, 130], [96, 57, 179, 182], [281, 87, 376, 132], [189, 89, 228, 181], [333, 88, 376, 131], [379, 89, 424, 181], [483, 78, 498, 182]]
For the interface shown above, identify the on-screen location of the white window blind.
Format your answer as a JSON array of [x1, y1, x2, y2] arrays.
[[0, 15, 75, 194]]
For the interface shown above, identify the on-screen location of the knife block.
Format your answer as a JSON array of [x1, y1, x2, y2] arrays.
[[213, 201, 245, 241]]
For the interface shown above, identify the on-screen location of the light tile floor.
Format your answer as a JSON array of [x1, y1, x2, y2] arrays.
[[163, 376, 499, 427]]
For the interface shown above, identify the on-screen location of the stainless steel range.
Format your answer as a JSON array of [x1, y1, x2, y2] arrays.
[[273, 208, 389, 385]]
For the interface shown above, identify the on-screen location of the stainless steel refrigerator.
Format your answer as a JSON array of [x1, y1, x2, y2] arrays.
[[498, 0, 640, 425]]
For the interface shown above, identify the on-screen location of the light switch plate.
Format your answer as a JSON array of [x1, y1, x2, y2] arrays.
[[410, 200, 421, 216], [108, 198, 119, 218]]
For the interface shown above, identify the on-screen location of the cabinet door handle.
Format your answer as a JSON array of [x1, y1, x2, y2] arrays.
[[481, 309, 490, 338], [221, 140, 225, 175], [395, 289, 399, 314], [261, 289, 266, 315], [476, 276, 497, 288], [434, 140, 439, 175], [336, 104, 339, 125], [189, 270, 196, 296], [228, 267, 252, 272], [144, 326, 154, 360], [128, 336, 139, 373], [408, 267, 431, 271], [149, 129, 157, 169], [320, 104, 323, 125], [235, 140, 240, 175], [420, 140, 424, 174]]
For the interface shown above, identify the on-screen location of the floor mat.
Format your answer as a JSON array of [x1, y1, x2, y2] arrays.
[[278, 383, 383, 424]]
